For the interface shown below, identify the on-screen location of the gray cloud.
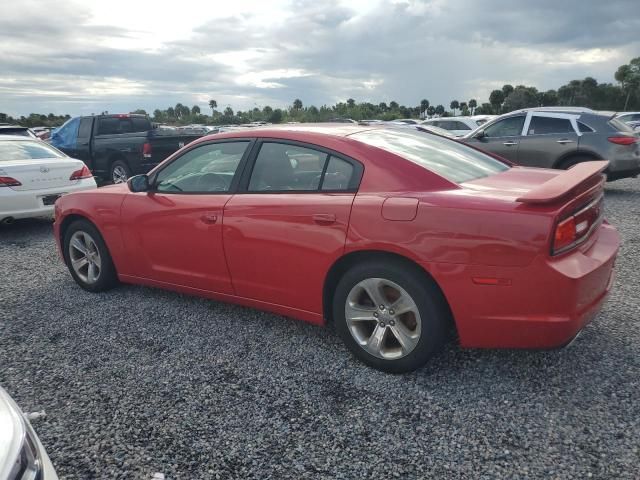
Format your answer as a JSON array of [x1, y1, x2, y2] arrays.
[[1, 0, 638, 117]]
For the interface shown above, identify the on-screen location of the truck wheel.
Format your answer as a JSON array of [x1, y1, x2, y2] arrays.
[[110, 160, 131, 184]]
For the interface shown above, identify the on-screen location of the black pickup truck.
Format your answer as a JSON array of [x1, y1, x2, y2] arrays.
[[50, 114, 204, 183]]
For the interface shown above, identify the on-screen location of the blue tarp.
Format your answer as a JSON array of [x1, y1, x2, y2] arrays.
[[50, 117, 80, 150]]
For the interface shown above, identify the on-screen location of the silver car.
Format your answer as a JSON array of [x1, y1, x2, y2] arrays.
[[461, 107, 640, 180], [0, 387, 58, 480]]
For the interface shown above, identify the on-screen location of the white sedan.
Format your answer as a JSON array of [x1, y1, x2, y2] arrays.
[[0, 136, 96, 224], [421, 115, 496, 136]]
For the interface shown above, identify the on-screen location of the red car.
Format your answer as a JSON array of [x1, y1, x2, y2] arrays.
[[53, 125, 620, 373]]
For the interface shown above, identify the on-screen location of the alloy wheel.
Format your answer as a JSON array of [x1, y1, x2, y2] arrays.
[[69, 231, 102, 284], [112, 165, 128, 183], [345, 277, 422, 360]]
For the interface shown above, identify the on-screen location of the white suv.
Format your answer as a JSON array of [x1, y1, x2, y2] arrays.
[[421, 115, 495, 136]]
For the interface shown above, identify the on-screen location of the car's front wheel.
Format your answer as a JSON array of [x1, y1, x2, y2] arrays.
[[63, 220, 118, 292], [333, 260, 450, 373]]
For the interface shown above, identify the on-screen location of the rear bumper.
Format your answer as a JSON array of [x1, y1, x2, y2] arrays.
[[0, 180, 96, 220], [429, 223, 620, 349]]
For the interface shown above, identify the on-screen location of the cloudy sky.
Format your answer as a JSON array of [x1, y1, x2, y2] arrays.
[[1, 0, 638, 117]]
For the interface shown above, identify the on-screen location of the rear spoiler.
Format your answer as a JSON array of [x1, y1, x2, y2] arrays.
[[516, 161, 609, 204]]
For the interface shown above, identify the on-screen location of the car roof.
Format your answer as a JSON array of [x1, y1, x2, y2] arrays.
[[0, 125, 29, 130], [208, 123, 376, 138]]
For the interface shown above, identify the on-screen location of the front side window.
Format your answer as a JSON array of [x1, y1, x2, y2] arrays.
[[249, 143, 327, 191], [352, 129, 509, 183], [155, 141, 248, 193], [78, 118, 93, 138], [527, 116, 573, 135], [484, 115, 525, 137], [0, 140, 65, 161]]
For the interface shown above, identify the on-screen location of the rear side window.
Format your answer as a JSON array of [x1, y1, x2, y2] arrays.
[[322, 156, 354, 191], [249, 143, 327, 191], [483, 115, 525, 137], [452, 121, 472, 130], [0, 140, 65, 161], [97, 118, 119, 135], [352, 129, 509, 183], [578, 122, 594, 133], [527, 116, 574, 135]]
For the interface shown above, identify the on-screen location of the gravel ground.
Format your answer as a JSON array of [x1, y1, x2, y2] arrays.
[[1, 179, 639, 480]]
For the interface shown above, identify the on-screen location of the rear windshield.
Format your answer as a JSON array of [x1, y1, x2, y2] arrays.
[[0, 140, 65, 161], [352, 128, 509, 183]]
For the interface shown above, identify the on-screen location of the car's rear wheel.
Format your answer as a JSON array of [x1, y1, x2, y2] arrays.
[[63, 220, 118, 292], [333, 260, 449, 373], [557, 155, 594, 170], [110, 160, 131, 184]]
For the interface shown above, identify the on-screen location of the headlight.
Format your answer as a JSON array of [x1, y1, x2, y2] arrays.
[[0, 388, 42, 480]]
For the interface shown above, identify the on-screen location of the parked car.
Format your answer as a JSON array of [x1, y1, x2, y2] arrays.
[[414, 124, 457, 138], [31, 126, 53, 140], [0, 125, 37, 139], [0, 136, 96, 224], [53, 125, 619, 373], [614, 112, 640, 124], [388, 119, 419, 125], [49, 114, 204, 184], [461, 108, 640, 180], [421, 116, 491, 136], [0, 386, 58, 479]]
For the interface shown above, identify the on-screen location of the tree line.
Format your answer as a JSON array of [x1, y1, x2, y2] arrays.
[[2, 58, 639, 128]]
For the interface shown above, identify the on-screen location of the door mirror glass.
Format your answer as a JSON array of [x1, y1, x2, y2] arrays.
[[128, 174, 149, 192]]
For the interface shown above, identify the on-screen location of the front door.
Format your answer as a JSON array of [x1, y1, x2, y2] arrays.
[[120, 140, 252, 293], [223, 141, 362, 314], [472, 114, 526, 162]]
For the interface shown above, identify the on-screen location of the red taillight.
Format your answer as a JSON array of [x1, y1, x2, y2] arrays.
[[69, 165, 93, 180], [0, 176, 22, 187], [142, 142, 152, 158], [607, 136, 637, 145], [552, 196, 604, 255]]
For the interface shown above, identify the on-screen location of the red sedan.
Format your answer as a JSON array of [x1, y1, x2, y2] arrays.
[[53, 125, 620, 372]]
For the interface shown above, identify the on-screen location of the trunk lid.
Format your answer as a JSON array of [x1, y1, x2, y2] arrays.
[[0, 158, 86, 191]]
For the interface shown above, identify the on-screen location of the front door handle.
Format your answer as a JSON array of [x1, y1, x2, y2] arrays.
[[200, 213, 218, 224], [556, 139, 575, 144], [502, 141, 518, 146], [312, 213, 336, 225]]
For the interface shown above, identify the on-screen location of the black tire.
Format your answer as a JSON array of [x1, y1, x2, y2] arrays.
[[110, 160, 131, 184], [333, 260, 450, 373], [63, 219, 118, 292], [556, 155, 594, 170]]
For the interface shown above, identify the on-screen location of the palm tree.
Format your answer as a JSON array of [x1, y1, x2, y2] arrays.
[[347, 98, 356, 108], [420, 99, 430, 113], [489, 90, 505, 114], [450, 100, 459, 116], [468, 99, 477, 115], [293, 99, 303, 110], [435, 105, 445, 116], [208, 99, 217, 116]]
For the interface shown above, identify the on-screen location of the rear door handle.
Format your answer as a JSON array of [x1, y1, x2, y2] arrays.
[[502, 141, 518, 146], [556, 139, 575, 144], [312, 213, 336, 225], [200, 213, 218, 224]]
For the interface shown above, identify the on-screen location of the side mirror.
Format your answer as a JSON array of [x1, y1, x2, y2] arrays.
[[128, 174, 150, 193], [474, 129, 486, 139]]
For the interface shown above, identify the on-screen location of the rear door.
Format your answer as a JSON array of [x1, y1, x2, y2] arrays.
[[517, 113, 580, 168], [223, 140, 363, 314], [472, 114, 526, 162]]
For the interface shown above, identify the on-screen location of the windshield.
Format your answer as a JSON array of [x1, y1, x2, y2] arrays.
[[0, 140, 66, 161], [352, 128, 509, 183]]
